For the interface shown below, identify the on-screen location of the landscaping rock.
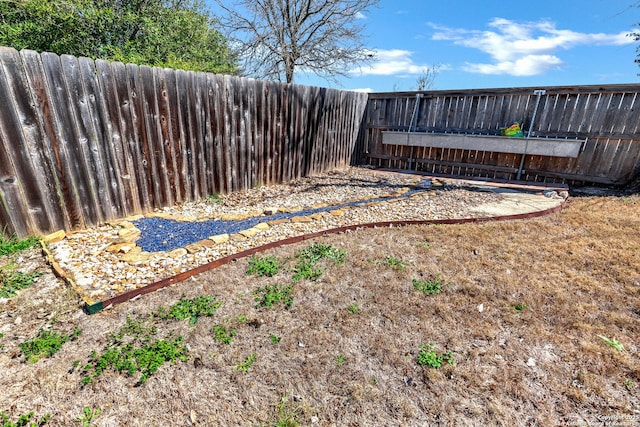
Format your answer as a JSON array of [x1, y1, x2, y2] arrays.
[[210, 234, 230, 244], [43, 230, 66, 244], [291, 216, 314, 223], [45, 167, 516, 303]]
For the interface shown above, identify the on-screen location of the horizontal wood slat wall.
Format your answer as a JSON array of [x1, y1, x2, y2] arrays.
[[0, 48, 367, 238], [357, 85, 640, 185]]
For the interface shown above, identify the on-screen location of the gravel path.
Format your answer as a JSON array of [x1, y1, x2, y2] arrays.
[[47, 167, 503, 303]]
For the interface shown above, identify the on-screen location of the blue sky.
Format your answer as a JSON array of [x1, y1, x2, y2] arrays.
[[213, 0, 640, 92]]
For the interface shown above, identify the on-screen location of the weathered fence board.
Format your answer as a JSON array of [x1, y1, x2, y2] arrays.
[[358, 85, 640, 184], [3, 47, 640, 239], [0, 48, 368, 237]]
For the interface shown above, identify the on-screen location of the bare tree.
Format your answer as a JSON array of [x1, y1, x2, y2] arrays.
[[214, 0, 380, 83], [414, 64, 441, 91]]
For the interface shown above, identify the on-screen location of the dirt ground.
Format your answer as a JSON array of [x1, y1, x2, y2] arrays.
[[0, 193, 639, 426]]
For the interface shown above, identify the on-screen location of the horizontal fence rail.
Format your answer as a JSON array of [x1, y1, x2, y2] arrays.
[[0, 48, 368, 238], [356, 85, 640, 185]]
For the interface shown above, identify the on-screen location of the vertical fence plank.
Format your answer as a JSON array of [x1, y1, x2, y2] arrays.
[[0, 52, 39, 236], [139, 65, 167, 208], [265, 80, 277, 185], [162, 67, 182, 203], [247, 78, 258, 188], [224, 75, 238, 192], [39, 52, 91, 229], [237, 76, 249, 190], [94, 59, 134, 216], [109, 61, 143, 214], [272, 80, 281, 183], [186, 72, 207, 200], [308, 87, 324, 175], [254, 79, 265, 186], [0, 48, 64, 235], [155, 67, 180, 204], [173, 70, 192, 202], [22, 50, 83, 229], [77, 57, 120, 220], [207, 74, 224, 194], [201, 74, 213, 197], [57, 54, 106, 224], [192, 72, 208, 199], [125, 63, 152, 210]]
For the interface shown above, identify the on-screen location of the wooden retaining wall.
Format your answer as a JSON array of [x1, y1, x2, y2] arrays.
[[357, 85, 640, 185], [0, 48, 367, 238]]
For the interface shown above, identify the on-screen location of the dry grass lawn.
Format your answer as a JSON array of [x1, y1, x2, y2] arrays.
[[0, 194, 639, 426]]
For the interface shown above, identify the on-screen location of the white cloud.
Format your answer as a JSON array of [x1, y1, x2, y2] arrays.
[[347, 87, 374, 93], [355, 11, 367, 19], [431, 18, 634, 76], [351, 49, 438, 76], [464, 55, 563, 76]]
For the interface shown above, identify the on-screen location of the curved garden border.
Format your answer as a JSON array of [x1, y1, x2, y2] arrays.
[[74, 201, 567, 315]]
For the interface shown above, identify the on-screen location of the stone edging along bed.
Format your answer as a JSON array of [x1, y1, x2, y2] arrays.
[[38, 168, 567, 314]]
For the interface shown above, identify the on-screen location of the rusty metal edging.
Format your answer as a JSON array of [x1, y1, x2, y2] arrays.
[[83, 201, 567, 314]]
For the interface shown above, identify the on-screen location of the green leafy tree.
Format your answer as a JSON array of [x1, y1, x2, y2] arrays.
[[0, 0, 238, 74]]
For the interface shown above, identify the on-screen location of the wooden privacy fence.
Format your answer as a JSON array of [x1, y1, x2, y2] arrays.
[[0, 47, 367, 238], [356, 85, 640, 185]]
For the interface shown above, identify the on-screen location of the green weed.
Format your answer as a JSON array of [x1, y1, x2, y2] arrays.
[[290, 243, 346, 283], [417, 241, 431, 250], [291, 260, 324, 283], [597, 335, 624, 351], [0, 231, 40, 256], [0, 268, 43, 298], [269, 334, 281, 344], [19, 327, 81, 364], [0, 411, 50, 427], [236, 353, 256, 373], [626, 378, 634, 391], [255, 284, 294, 309], [297, 243, 346, 265], [110, 315, 156, 342], [212, 325, 236, 344], [335, 354, 346, 365], [82, 337, 187, 385], [246, 255, 283, 277], [206, 193, 224, 205], [382, 256, 408, 270], [81, 316, 187, 385], [412, 274, 447, 295], [347, 304, 359, 314], [158, 295, 221, 325], [416, 343, 454, 368], [514, 303, 527, 312], [272, 394, 300, 427], [76, 407, 101, 427]]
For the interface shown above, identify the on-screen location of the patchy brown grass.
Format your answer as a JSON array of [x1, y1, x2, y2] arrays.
[[1, 195, 639, 426]]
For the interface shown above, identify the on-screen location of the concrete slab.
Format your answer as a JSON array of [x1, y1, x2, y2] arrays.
[[369, 168, 567, 217], [469, 189, 565, 217]]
